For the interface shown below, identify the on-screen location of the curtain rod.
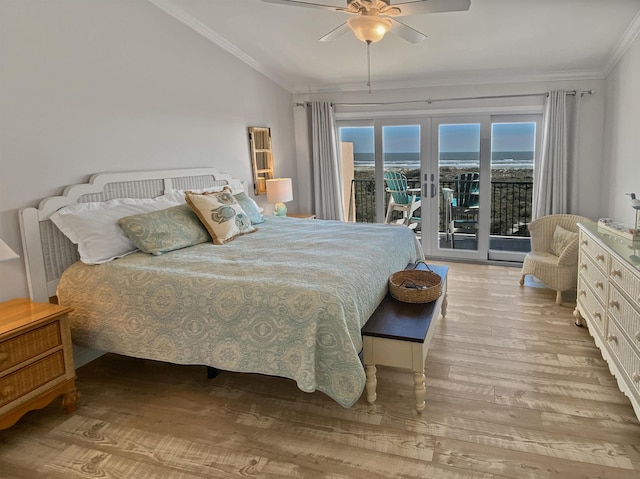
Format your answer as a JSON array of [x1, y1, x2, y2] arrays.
[[295, 89, 595, 107]]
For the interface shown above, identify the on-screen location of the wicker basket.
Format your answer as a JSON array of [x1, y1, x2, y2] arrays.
[[388, 262, 442, 303]]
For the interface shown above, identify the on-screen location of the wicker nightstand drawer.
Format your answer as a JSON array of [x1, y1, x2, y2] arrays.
[[0, 322, 61, 373], [0, 299, 77, 429], [0, 351, 65, 408]]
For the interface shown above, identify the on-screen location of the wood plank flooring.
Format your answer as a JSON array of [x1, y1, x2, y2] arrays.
[[1, 262, 639, 478]]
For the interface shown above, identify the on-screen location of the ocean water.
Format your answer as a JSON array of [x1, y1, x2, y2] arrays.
[[353, 151, 534, 169]]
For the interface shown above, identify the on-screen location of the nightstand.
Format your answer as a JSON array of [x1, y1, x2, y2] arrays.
[[0, 298, 77, 429], [288, 213, 316, 219]]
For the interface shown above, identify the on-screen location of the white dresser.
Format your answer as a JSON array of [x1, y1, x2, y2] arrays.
[[574, 222, 640, 421]]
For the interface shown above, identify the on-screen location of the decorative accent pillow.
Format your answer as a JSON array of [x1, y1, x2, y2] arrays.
[[118, 204, 211, 255], [233, 191, 265, 224], [549, 225, 578, 257], [164, 186, 264, 224], [185, 187, 257, 244], [50, 194, 182, 264]]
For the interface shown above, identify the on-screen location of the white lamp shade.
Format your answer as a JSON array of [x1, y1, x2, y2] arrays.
[[266, 178, 293, 204], [347, 15, 392, 43], [0, 238, 19, 262]]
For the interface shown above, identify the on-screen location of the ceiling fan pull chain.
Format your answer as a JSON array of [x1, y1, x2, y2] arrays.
[[366, 40, 372, 94]]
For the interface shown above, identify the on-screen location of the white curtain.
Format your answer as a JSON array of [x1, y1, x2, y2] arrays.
[[533, 90, 582, 219], [309, 102, 345, 221]]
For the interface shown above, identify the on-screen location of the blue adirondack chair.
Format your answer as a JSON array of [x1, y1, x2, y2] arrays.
[[383, 171, 421, 228]]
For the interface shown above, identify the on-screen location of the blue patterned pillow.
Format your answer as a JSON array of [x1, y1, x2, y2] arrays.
[[234, 191, 265, 224], [118, 204, 211, 255]]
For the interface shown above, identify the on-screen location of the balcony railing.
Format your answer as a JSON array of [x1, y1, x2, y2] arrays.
[[350, 178, 533, 237]]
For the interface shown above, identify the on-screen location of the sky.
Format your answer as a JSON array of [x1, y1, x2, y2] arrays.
[[339, 123, 535, 154]]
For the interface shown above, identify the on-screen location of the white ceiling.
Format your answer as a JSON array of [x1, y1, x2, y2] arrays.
[[149, 0, 640, 93]]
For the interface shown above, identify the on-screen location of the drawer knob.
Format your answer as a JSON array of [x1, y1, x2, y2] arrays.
[[611, 269, 622, 278], [609, 300, 619, 309], [581, 240, 588, 246], [580, 263, 588, 270], [634, 373, 640, 383], [635, 332, 640, 342], [578, 290, 587, 297], [596, 254, 605, 262], [593, 312, 601, 320], [607, 333, 618, 343], [595, 281, 604, 290]]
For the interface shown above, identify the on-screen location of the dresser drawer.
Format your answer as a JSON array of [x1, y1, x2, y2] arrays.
[[0, 322, 62, 373], [0, 351, 66, 408], [606, 320, 640, 395], [609, 256, 640, 306], [577, 276, 607, 337], [578, 254, 608, 305], [608, 287, 640, 349], [579, 231, 609, 270]]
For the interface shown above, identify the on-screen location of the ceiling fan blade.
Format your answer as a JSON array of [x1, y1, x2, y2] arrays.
[[261, 0, 346, 12], [389, 18, 427, 43], [392, 0, 471, 17], [319, 22, 351, 42]]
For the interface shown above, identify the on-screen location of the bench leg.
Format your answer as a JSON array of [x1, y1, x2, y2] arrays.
[[365, 364, 377, 404], [414, 371, 426, 412]]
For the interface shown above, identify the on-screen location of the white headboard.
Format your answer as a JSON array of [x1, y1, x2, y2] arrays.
[[19, 167, 246, 302]]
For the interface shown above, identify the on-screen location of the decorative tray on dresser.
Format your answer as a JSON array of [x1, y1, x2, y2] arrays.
[[0, 298, 77, 429], [574, 221, 640, 421]]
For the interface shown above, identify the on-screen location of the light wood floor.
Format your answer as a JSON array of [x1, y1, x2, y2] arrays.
[[1, 262, 640, 478]]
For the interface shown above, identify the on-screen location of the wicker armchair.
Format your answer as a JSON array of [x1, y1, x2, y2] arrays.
[[519, 214, 591, 305]]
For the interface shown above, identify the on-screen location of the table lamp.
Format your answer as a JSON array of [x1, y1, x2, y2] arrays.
[[0, 238, 19, 262], [266, 178, 293, 216]]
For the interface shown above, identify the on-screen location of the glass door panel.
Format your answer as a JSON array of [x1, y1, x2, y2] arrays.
[[488, 117, 540, 261], [438, 123, 480, 251], [339, 125, 375, 223], [382, 124, 421, 229]]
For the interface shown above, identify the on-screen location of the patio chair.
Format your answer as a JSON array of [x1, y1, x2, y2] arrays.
[[384, 171, 421, 228], [519, 213, 591, 304], [449, 172, 479, 247]]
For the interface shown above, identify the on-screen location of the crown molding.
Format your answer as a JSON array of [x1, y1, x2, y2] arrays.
[[603, 9, 640, 76], [147, 0, 294, 92], [292, 68, 607, 94]]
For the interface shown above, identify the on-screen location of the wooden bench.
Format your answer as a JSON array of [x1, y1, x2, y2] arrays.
[[361, 263, 448, 412]]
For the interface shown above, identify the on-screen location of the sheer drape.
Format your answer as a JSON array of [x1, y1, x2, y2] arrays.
[[533, 90, 581, 218], [309, 102, 344, 221]]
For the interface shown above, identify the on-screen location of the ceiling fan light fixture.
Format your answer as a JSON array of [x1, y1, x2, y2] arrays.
[[347, 15, 392, 43]]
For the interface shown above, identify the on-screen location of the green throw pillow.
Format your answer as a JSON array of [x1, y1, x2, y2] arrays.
[[118, 204, 211, 255]]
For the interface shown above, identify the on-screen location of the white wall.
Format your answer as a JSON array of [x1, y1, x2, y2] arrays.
[[293, 79, 607, 223], [0, 0, 296, 302], [603, 32, 640, 228]]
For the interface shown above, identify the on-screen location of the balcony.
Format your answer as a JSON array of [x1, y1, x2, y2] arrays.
[[350, 178, 532, 252]]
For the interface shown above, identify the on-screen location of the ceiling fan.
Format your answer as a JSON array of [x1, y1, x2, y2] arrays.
[[262, 0, 471, 44]]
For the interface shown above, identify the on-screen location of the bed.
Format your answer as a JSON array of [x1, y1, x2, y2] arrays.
[[20, 167, 423, 407]]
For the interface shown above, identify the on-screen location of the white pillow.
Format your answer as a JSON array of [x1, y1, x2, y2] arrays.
[[50, 194, 182, 264]]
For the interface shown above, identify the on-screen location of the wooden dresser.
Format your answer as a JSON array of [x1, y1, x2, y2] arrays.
[[0, 298, 77, 429], [574, 222, 640, 421]]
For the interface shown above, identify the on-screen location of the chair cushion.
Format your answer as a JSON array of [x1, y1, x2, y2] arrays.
[[549, 225, 578, 257]]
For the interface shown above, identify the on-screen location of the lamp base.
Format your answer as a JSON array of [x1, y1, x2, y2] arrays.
[[273, 202, 287, 216]]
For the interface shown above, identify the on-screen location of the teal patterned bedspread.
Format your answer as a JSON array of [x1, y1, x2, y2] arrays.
[[57, 217, 423, 407]]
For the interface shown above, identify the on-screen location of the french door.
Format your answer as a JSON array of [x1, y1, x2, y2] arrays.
[[338, 114, 540, 262]]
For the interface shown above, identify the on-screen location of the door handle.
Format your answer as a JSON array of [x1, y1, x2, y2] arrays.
[[431, 183, 436, 198]]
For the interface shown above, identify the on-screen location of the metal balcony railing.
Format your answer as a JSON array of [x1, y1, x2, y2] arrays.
[[350, 178, 533, 237]]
